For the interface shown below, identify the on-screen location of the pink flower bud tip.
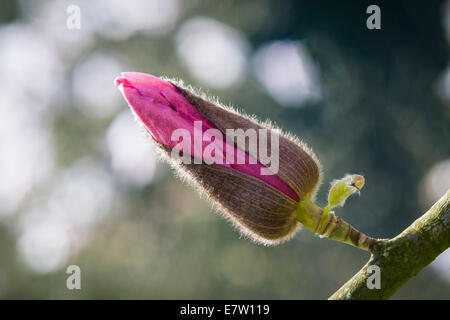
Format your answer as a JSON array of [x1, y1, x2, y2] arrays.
[[115, 72, 206, 148]]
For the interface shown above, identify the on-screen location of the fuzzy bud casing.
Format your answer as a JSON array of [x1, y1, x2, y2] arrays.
[[115, 72, 321, 245]]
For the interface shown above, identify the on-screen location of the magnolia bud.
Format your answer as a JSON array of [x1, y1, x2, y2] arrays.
[[115, 72, 321, 245]]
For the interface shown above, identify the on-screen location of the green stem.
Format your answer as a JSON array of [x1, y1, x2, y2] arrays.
[[293, 196, 379, 252]]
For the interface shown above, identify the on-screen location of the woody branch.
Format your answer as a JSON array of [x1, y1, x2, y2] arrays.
[[329, 189, 450, 300]]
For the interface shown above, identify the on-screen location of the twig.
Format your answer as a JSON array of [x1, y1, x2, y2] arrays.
[[329, 189, 450, 300]]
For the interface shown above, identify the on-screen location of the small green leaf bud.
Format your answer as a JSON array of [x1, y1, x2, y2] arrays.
[[327, 174, 365, 210]]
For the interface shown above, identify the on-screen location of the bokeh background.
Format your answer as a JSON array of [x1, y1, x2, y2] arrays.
[[0, 0, 449, 299]]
